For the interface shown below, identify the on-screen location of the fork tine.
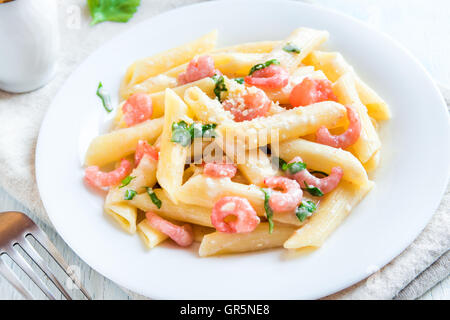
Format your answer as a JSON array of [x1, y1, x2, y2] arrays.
[[30, 227, 92, 299], [19, 239, 72, 300], [7, 247, 56, 300], [0, 256, 34, 300]]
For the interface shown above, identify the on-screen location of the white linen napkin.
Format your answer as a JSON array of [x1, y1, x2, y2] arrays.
[[0, 0, 448, 300]]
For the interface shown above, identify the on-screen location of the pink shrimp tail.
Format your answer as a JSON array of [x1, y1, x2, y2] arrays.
[[84, 159, 132, 189], [211, 197, 260, 233], [123, 93, 153, 127], [145, 211, 194, 247], [177, 55, 219, 85], [316, 105, 361, 149], [288, 156, 343, 194], [263, 176, 303, 212], [244, 65, 289, 89]]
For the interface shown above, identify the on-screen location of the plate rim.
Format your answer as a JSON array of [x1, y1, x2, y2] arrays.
[[35, 0, 450, 299]]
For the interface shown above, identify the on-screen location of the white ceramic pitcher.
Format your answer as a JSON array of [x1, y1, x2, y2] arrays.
[[0, 0, 59, 93]]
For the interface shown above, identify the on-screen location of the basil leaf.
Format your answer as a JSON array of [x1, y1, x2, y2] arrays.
[[234, 77, 244, 84], [96, 82, 113, 112], [146, 187, 162, 209], [124, 189, 137, 200], [271, 156, 287, 171], [303, 181, 324, 197], [213, 75, 227, 102], [87, 0, 141, 25], [249, 59, 280, 75], [189, 122, 203, 139], [310, 170, 329, 177], [172, 120, 188, 131], [295, 200, 317, 222], [284, 161, 307, 174], [261, 188, 274, 234], [201, 123, 217, 139], [119, 175, 135, 188], [282, 43, 301, 54], [171, 128, 191, 147]]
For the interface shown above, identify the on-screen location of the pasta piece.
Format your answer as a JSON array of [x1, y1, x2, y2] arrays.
[[104, 194, 137, 234], [199, 223, 296, 257], [129, 189, 213, 227], [137, 220, 169, 249], [192, 225, 215, 242], [270, 28, 329, 72], [177, 175, 266, 216], [156, 89, 192, 204], [84, 117, 163, 166], [213, 41, 282, 54], [363, 150, 381, 173], [184, 86, 234, 124], [105, 155, 158, 203], [305, 50, 391, 120], [236, 150, 278, 186], [218, 101, 347, 149], [333, 73, 381, 163], [284, 180, 374, 249], [120, 30, 217, 98], [278, 138, 369, 186]]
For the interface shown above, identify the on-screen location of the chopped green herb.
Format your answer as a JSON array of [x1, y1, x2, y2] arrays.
[[295, 200, 317, 222], [201, 123, 217, 139], [171, 127, 191, 147], [171, 121, 217, 146], [283, 161, 306, 174], [234, 77, 245, 84], [282, 43, 301, 54], [261, 188, 274, 234], [271, 156, 287, 171], [124, 189, 137, 200], [96, 82, 113, 112], [87, 0, 141, 25], [303, 181, 324, 197], [119, 175, 135, 188], [310, 170, 329, 177], [146, 187, 162, 209], [213, 75, 227, 102], [249, 59, 280, 75]]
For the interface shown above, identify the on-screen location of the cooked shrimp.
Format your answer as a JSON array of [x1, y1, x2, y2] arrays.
[[211, 197, 260, 233], [145, 211, 194, 247], [289, 78, 337, 107], [204, 162, 237, 178], [263, 176, 303, 212], [316, 105, 361, 149], [244, 65, 289, 90], [222, 86, 271, 122], [122, 93, 153, 127], [287, 156, 343, 194], [135, 140, 158, 166], [177, 55, 220, 85], [84, 159, 132, 189]]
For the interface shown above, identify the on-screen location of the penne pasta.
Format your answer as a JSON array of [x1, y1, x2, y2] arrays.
[[305, 50, 391, 120], [218, 101, 347, 149], [213, 40, 282, 54], [129, 189, 213, 227], [333, 73, 381, 163], [278, 138, 369, 186], [104, 193, 137, 234], [199, 223, 296, 257], [156, 89, 193, 203], [270, 27, 329, 72], [137, 220, 169, 249], [84, 117, 163, 167], [120, 30, 218, 98], [284, 180, 374, 249]]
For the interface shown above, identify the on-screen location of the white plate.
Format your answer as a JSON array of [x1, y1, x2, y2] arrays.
[[36, 0, 450, 299]]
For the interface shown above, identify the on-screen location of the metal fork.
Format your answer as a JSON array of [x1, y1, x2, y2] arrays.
[[0, 211, 91, 300]]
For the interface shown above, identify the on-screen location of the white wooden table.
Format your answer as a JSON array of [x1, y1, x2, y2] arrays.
[[0, 0, 449, 299]]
